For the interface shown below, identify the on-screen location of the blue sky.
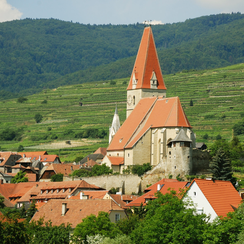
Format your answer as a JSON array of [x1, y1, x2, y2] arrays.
[[1, 0, 244, 24]]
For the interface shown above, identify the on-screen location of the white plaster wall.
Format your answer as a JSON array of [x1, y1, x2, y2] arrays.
[[185, 181, 218, 222]]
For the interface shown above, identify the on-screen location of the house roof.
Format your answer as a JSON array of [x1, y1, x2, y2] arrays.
[[79, 154, 104, 164], [94, 147, 107, 156], [31, 199, 125, 227], [0, 182, 37, 205], [70, 190, 109, 200], [40, 163, 81, 178], [169, 129, 192, 143], [191, 179, 242, 218], [125, 179, 188, 208], [17, 180, 103, 203], [81, 159, 98, 168], [0, 193, 14, 208], [127, 26, 166, 91], [107, 156, 124, 166], [108, 96, 191, 151], [0, 152, 20, 166], [17, 154, 60, 163], [18, 151, 48, 157]]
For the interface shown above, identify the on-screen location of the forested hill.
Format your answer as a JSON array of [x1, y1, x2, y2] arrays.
[[1, 12, 244, 99]]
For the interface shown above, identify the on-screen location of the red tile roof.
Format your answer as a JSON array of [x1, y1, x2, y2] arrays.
[[41, 163, 81, 178], [31, 199, 125, 227], [18, 180, 103, 203], [94, 147, 107, 156], [127, 27, 166, 91], [70, 190, 108, 200], [125, 179, 188, 208], [18, 151, 48, 157], [108, 96, 191, 151], [0, 182, 37, 205], [107, 156, 124, 165], [192, 179, 242, 218], [0, 152, 19, 166]]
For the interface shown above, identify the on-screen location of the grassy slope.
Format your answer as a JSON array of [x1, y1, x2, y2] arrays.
[[0, 64, 244, 162]]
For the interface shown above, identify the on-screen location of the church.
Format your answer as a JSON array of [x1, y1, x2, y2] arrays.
[[102, 26, 197, 178]]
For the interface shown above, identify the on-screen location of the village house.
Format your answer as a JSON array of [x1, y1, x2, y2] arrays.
[[125, 178, 189, 208], [31, 199, 127, 228], [103, 26, 198, 178], [70, 190, 138, 208], [184, 178, 242, 222], [0, 152, 21, 173], [39, 163, 81, 182]]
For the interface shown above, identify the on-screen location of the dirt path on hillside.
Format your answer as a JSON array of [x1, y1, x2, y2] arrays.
[[82, 101, 126, 107], [24, 139, 102, 150]]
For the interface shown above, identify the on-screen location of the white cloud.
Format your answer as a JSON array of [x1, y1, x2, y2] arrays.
[[0, 0, 22, 22], [195, 0, 244, 12]]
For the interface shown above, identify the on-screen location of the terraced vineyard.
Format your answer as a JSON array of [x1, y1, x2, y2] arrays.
[[0, 64, 244, 162]]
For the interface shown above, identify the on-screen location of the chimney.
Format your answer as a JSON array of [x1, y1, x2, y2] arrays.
[[157, 184, 161, 191], [19, 164, 21, 167], [23, 154, 25, 158], [71, 166, 73, 171], [80, 192, 84, 200], [62, 203, 67, 216], [39, 155, 41, 161]]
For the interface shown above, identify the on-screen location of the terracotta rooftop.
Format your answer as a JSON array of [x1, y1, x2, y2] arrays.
[[70, 190, 109, 200], [94, 147, 107, 156], [41, 163, 81, 177], [0, 152, 20, 166], [108, 96, 191, 151], [107, 156, 124, 165], [18, 151, 48, 157], [17, 180, 103, 203], [191, 179, 242, 218], [0, 182, 37, 205], [31, 199, 125, 227], [127, 26, 166, 91], [125, 179, 188, 208]]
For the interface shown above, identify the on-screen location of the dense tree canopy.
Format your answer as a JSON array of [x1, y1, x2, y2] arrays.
[[1, 13, 244, 99]]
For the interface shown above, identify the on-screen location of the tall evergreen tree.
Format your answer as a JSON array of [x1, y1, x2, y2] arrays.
[[209, 148, 235, 185]]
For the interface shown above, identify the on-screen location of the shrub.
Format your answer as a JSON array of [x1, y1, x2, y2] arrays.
[[131, 163, 152, 176], [17, 145, 24, 152], [17, 97, 28, 103], [0, 129, 17, 141], [216, 134, 222, 140], [110, 80, 116, 85], [34, 113, 43, 123], [51, 173, 63, 182], [190, 99, 193, 106], [233, 120, 244, 136], [41, 99, 47, 104], [203, 133, 209, 140]]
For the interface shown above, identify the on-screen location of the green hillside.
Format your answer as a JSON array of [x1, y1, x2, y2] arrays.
[[0, 63, 244, 162], [1, 13, 244, 99]]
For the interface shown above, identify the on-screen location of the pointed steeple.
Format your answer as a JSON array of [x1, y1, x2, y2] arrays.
[[127, 27, 166, 91], [109, 105, 120, 144]]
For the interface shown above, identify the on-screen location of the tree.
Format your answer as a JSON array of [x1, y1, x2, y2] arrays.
[[51, 173, 63, 182], [26, 200, 37, 222], [91, 164, 113, 176], [209, 148, 235, 184], [17, 145, 24, 152], [17, 97, 28, 103], [34, 113, 43, 123], [233, 120, 244, 135], [28, 218, 72, 244], [190, 99, 193, 106], [73, 212, 121, 243], [130, 191, 209, 244], [0, 194, 5, 208], [131, 163, 152, 176], [11, 171, 28, 183]]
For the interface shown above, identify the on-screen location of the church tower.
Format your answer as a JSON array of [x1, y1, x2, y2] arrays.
[[126, 26, 167, 118], [109, 106, 120, 144]]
